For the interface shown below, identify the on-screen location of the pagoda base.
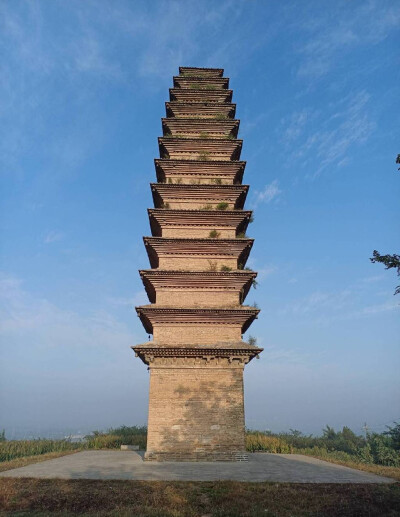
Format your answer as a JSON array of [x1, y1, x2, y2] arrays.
[[133, 344, 262, 462], [144, 450, 248, 462]]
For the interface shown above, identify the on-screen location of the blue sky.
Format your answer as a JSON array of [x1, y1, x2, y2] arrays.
[[1, 0, 399, 438]]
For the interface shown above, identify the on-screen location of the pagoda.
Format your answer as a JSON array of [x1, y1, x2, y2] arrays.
[[133, 66, 263, 461]]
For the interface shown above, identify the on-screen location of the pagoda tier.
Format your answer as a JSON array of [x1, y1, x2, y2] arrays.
[[170, 89, 233, 103], [166, 102, 235, 119], [134, 343, 261, 367], [143, 236, 253, 271], [173, 76, 229, 90], [179, 66, 224, 77], [136, 306, 259, 345], [139, 270, 257, 307], [133, 66, 262, 462], [155, 159, 245, 185], [159, 137, 242, 161], [148, 209, 251, 238], [151, 183, 248, 210], [162, 118, 239, 139]]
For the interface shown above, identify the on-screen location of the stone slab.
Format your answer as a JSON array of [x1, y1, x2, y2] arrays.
[[120, 445, 139, 451], [0, 451, 395, 483]]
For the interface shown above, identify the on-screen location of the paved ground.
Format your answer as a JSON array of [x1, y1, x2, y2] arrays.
[[0, 451, 395, 483]]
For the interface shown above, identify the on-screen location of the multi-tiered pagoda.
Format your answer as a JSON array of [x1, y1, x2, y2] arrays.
[[133, 67, 262, 461]]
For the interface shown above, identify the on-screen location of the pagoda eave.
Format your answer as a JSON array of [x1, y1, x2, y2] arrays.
[[179, 66, 224, 77], [165, 102, 236, 119], [169, 89, 233, 103], [143, 237, 254, 269], [135, 306, 260, 334], [139, 269, 257, 303], [147, 209, 252, 236], [132, 343, 263, 366], [173, 77, 229, 89]]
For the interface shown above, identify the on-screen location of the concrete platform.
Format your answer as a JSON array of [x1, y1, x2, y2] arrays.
[[0, 451, 395, 483]]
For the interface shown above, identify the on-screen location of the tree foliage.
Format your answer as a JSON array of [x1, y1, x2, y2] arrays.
[[370, 250, 400, 295]]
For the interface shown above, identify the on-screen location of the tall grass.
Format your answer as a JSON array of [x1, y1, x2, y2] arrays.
[[246, 432, 292, 453], [0, 440, 80, 462], [0, 426, 147, 462]]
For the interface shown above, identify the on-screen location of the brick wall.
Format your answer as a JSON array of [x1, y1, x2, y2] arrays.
[[158, 256, 238, 271], [156, 289, 238, 307], [146, 363, 246, 461], [153, 324, 241, 345]]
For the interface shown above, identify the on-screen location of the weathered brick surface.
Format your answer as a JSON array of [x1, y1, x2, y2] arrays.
[[146, 364, 246, 461], [156, 289, 238, 307], [162, 227, 236, 239], [164, 200, 236, 210], [153, 325, 241, 345], [164, 175, 233, 185], [158, 256, 238, 271]]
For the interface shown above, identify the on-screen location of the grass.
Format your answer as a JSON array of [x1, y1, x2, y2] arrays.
[[0, 479, 399, 516], [214, 113, 228, 120], [198, 151, 210, 161], [298, 449, 400, 482], [220, 265, 232, 272]]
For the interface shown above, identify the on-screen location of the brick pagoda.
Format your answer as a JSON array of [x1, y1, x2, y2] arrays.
[[133, 67, 262, 461]]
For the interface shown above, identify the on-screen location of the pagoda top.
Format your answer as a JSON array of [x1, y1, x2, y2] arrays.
[[179, 66, 224, 77]]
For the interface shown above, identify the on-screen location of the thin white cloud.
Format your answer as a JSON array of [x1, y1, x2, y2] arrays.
[[44, 231, 63, 244], [280, 91, 374, 179], [296, 1, 400, 79], [0, 273, 137, 350], [253, 180, 282, 207]]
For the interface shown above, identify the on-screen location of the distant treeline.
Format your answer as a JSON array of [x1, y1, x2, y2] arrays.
[[1, 424, 399, 467]]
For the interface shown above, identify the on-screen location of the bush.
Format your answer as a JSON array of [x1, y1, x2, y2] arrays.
[[85, 426, 147, 451], [216, 202, 229, 210], [246, 432, 292, 453]]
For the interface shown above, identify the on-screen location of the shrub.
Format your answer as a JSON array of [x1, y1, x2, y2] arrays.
[[198, 151, 210, 161], [220, 265, 232, 271], [207, 260, 217, 271], [162, 202, 170, 209], [215, 113, 228, 120], [213, 178, 223, 185], [209, 230, 220, 238], [236, 232, 247, 238], [200, 204, 213, 211], [248, 335, 257, 346], [199, 131, 209, 139], [216, 202, 229, 210]]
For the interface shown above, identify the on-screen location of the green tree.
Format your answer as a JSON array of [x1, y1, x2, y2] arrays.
[[370, 251, 400, 295], [370, 155, 400, 295], [384, 421, 400, 451]]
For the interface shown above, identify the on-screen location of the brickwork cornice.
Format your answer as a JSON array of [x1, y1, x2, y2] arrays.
[[143, 236, 253, 269], [135, 306, 259, 334], [162, 118, 239, 137], [173, 76, 229, 89], [179, 66, 224, 77], [158, 137, 242, 161], [165, 102, 236, 119], [139, 269, 256, 303], [132, 343, 262, 367], [148, 209, 251, 236]]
